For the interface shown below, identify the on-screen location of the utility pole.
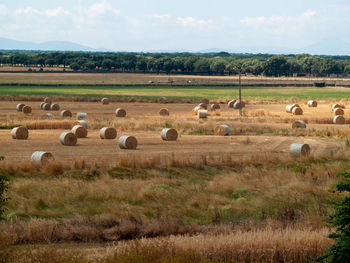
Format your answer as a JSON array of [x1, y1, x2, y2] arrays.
[[238, 70, 242, 117]]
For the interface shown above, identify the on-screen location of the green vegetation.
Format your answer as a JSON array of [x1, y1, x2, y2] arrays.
[[1, 51, 349, 76], [320, 172, 350, 262], [0, 172, 9, 220], [1, 85, 350, 100]]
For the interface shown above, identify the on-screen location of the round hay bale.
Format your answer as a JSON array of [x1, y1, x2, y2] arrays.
[[31, 151, 54, 166], [72, 125, 88, 138], [60, 110, 72, 118], [292, 107, 303, 115], [333, 108, 344, 116], [228, 100, 237, 108], [77, 112, 87, 120], [59, 132, 77, 146], [115, 108, 126, 117], [42, 103, 51, 111], [100, 127, 117, 139], [73, 120, 88, 129], [119, 136, 138, 149], [332, 104, 342, 111], [286, 104, 300, 113], [44, 97, 52, 104], [41, 113, 53, 120], [158, 97, 167, 104], [159, 108, 170, 116], [214, 125, 230, 136], [308, 100, 317, 107], [198, 110, 207, 119], [161, 128, 178, 141], [333, 115, 345, 124], [210, 103, 220, 111], [292, 120, 307, 129], [11, 126, 28, 140], [198, 103, 208, 110], [290, 143, 310, 157], [22, 106, 32, 114], [233, 101, 245, 109], [40, 102, 45, 110], [101, 97, 110, 105], [16, 103, 25, 112], [201, 98, 210, 104], [50, 104, 60, 111]]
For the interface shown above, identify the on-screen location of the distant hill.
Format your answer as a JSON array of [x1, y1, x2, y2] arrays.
[[0, 37, 107, 52], [298, 38, 350, 56]]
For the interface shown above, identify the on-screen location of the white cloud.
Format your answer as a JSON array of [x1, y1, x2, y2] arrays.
[[85, 0, 120, 17], [14, 7, 41, 16], [153, 13, 171, 22], [45, 7, 70, 17], [240, 16, 266, 26], [0, 4, 8, 16], [176, 17, 213, 27]]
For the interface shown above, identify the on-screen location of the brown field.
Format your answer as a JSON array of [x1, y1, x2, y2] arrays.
[[0, 72, 350, 85], [0, 101, 349, 167], [1, 98, 349, 262]]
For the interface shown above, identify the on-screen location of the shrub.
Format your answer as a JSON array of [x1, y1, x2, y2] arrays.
[[319, 172, 350, 262], [0, 172, 9, 220]]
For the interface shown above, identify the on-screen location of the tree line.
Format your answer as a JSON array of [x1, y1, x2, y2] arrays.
[[1, 51, 350, 77]]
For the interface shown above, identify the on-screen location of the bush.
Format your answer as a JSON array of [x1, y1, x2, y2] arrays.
[[0, 172, 9, 220], [319, 172, 350, 262]]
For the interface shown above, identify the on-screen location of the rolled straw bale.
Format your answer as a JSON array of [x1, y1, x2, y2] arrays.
[[234, 101, 245, 109], [11, 126, 28, 140], [201, 98, 210, 104], [161, 128, 178, 141], [228, 100, 236, 108], [16, 103, 25, 112], [22, 106, 32, 114], [60, 110, 72, 118], [118, 136, 138, 149], [308, 100, 317, 107], [198, 103, 208, 110], [77, 112, 87, 120], [41, 113, 53, 120], [210, 103, 220, 111], [44, 97, 52, 104], [73, 120, 88, 129], [333, 115, 345, 124], [50, 104, 60, 111], [332, 104, 345, 110], [40, 102, 45, 110], [100, 127, 117, 139], [198, 110, 207, 119], [158, 97, 167, 104], [42, 103, 51, 111], [31, 151, 54, 166], [290, 143, 310, 157], [214, 125, 230, 136], [59, 132, 77, 146], [333, 108, 344, 116], [101, 97, 110, 105], [159, 108, 170, 116], [292, 120, 306, 129], [72, 125, 87, 138], [292, 107, 303, 115], [286, 104, 300, 113], [115, 108, 126, 117]]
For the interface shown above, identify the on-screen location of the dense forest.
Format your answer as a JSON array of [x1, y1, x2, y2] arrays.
[[1, 51, 350, 77]]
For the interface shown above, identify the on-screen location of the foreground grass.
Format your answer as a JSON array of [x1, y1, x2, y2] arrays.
[[1, 85, 350, 101]]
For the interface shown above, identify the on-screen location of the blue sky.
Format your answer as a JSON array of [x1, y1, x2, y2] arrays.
[[0, 0, 349, 52]]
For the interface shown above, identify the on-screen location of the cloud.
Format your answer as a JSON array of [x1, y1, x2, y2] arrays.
[[45, 7, 70, 17], [0, 4, 8, 16], [176, 17, 213, 27], [153, 13, 171, 22], [85, 0, 120, 17]]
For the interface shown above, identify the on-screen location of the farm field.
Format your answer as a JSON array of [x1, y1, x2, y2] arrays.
[[0, 72, 349, 86], [1, 91, 350, 262]]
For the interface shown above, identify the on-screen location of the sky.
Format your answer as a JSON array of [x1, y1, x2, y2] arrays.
[[0, 0, 349, 52]]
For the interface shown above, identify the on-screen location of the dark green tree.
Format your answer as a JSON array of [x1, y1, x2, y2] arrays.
[[69, 62, 80, 71], [319, 172, 350, 262]]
